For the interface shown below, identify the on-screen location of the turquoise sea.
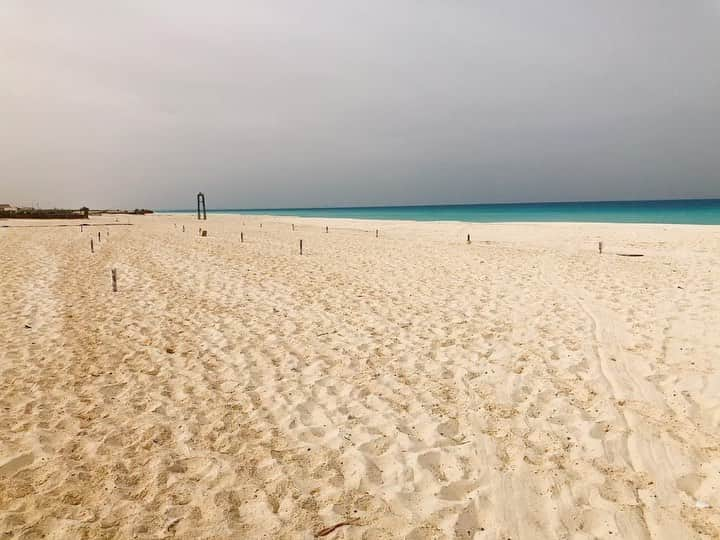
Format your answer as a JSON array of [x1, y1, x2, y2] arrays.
[[165, 199, 720, 225]]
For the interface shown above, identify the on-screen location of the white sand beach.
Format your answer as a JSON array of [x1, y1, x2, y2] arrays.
[[1, 214, 719, 539]]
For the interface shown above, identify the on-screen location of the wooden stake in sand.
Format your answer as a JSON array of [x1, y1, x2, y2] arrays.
[[325, 226, 329, 233], [300, 239, 303, 255], [98, 231, 101, 242], [111, 269, 117, 292], [376, 229, 379, 238], [90, 239, 94, 253], [467, 234, 471, 244], [598, 241, 603, 254], [182, 225, 185, 232], [292, 223, 295, 231], [241, 232, 244, 243]]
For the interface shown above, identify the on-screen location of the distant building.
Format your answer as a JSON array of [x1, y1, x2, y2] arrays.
[[0, 204, 17, 212]]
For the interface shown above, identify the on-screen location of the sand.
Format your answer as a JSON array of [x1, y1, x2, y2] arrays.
[[1, 214, 719, 539]]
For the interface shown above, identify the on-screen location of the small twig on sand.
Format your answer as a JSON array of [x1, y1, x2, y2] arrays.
[[166, 517, 181, 532], [450, 436, 471, 445], [315, 518, 360, 537]]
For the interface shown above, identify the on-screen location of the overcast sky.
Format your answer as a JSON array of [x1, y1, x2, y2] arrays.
[[2, 2, 719, 209]]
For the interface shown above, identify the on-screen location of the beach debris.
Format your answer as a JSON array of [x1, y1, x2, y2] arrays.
[[467, 234, 471, 244], [317, 330, 338, 337], [617, 253, 643, 257], [98, 231, 101, 242], [166, 517, 182, 532], [201, 230, 208, 237], [24, 324, 31, 329], [598, 241, 603, 254], [292, 223, 295, 231], [90, 239, 94, 253], [326, 225, 329, 233], [165, 346, 175, 354], [376, 229, 379, 238], [111, 269, 117, 292], [695, 500, 711, 509], [241, 232, 244, 243], [182, 225, 185, 232], [315, 518, 360, 537], [300, 239, 303, 255]]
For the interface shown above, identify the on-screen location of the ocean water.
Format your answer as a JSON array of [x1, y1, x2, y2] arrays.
[[165, 199, 720, 225]]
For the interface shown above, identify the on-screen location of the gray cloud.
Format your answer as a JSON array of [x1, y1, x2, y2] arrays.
[[2, 1, 719, 209]]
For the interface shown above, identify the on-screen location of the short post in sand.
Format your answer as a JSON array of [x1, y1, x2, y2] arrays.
[[598, 241, 603, 254], [467, 234, 471, 244], [292, 223, 295, 231], [201, 230, 208, 237], [90, 239, 94, 253], [98, 231, 101, 242], [111, 269, 117, 292], [376, 229, 379, 238], [325, 226, 329, 233], [182, 225, 185, 232], [240, 232, 244, 243], [299, 239, 303, 255]]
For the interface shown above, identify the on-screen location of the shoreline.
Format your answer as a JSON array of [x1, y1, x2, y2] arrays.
[[155, 211, 720, 229], [155, 197, 720, 225]]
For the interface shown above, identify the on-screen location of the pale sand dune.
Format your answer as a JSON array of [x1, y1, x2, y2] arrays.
[[1, 215, 719, 539]]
